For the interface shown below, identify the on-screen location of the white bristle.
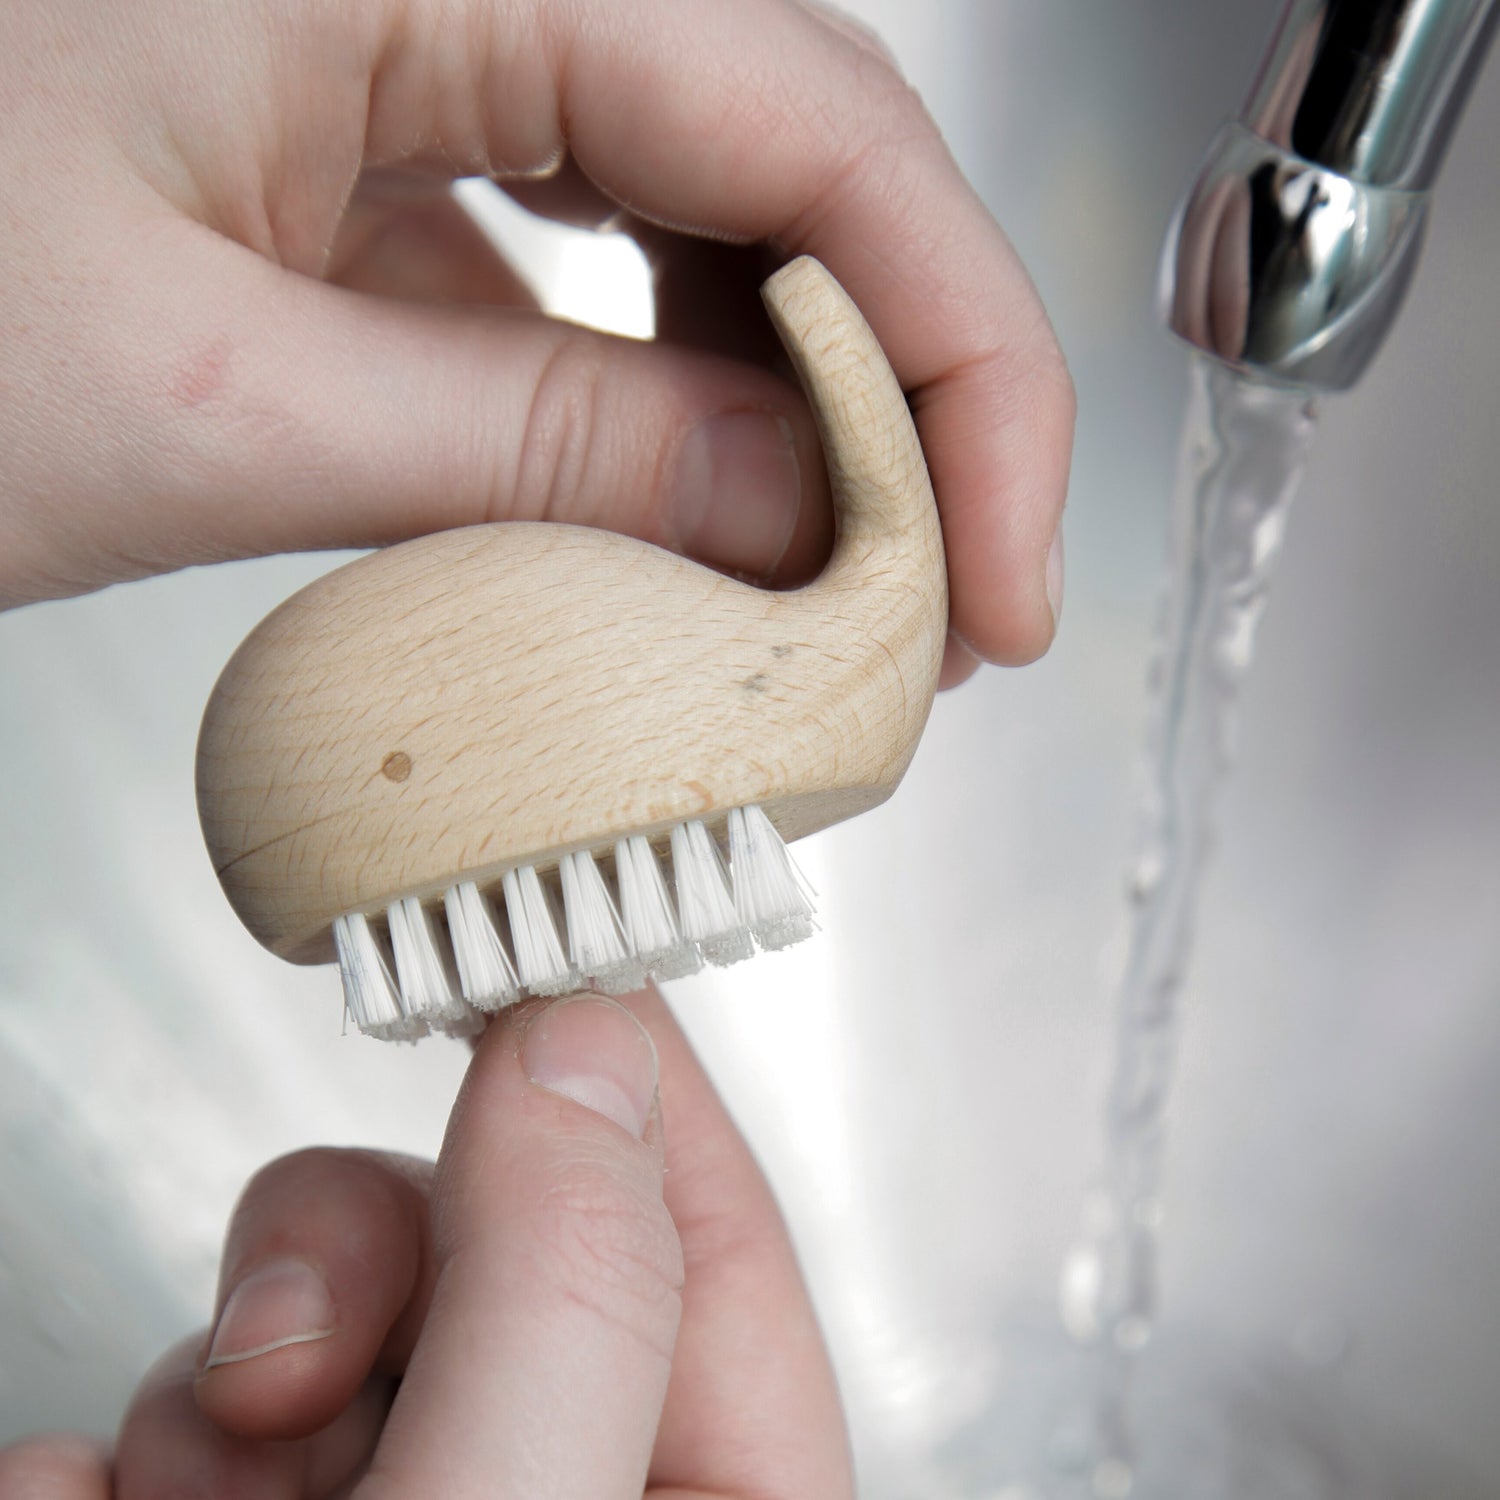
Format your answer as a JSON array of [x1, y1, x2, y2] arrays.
[[444, 881, 521, 1010], [333, 911, 424, 1042], [670, 819, 753, 966], [615, 834, 701, 981], [559, 850, 646, 994], [728, 804, 817, 950], [337, 804, 820, 1041], [387, 896, 465, 1023], [503, 865, 576, 994]]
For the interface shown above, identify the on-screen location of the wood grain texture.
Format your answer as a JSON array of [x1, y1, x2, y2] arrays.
[[196, 256, 948, 962]]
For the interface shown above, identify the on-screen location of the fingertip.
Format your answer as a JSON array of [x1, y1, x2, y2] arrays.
[[935, 351, 1073, 668], [976, 575, 1059, 667], [767, 399, 834, 588], [1046, 525, 1065, 633], [518, 993, 661, 1141], [937, 633, 982, 689], [194, 1333, 342, 1442], [193, 1149, 431, 1441], [670, 410, 805, 580], [443, 994, 667, 1172], [193, 1253, 342, 1439], [945, 532, 1058, 668]]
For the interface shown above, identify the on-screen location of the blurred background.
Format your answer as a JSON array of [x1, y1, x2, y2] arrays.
[[3, 2, 1499, 1495]]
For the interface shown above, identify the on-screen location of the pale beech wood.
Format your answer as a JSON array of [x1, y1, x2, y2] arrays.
[[196, 257, 948, 962]]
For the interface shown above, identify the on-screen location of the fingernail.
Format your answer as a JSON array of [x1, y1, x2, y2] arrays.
[[673, 410, 802, 578], [522, 995, 659, 1139], [1045, 527, 1065, 628], [203, 1258, 336, 1370]]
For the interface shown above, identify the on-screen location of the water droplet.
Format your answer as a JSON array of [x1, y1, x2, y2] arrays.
[[1058, 1244, 1103, 1345], [1126, 852, 1165, 902]]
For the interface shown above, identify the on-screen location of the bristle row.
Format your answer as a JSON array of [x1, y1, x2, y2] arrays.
[[333, 805, 816, 1041]]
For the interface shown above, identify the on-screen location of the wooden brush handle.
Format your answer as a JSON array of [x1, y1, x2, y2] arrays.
[[761, 258, 937, 589], [197, 256, 948, 962]]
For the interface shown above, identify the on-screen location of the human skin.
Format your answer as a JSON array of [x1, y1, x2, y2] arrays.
[[0, 0, 1075, 1485], [0, 0, 1073, 685], [0, 989, 859, 1499]]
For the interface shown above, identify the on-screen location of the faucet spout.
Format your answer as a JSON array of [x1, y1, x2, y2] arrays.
[[1163, 0, 1499, 390]]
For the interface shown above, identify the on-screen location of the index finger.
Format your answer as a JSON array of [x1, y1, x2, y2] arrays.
[[388, 0, 1075, 662]]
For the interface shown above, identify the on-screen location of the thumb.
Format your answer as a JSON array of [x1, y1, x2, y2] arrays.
[[7, 222, 829, 604], [361, 995, 680, 1500]]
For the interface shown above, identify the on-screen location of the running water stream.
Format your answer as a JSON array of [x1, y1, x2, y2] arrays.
[[1061, 356, 1320, 1498]]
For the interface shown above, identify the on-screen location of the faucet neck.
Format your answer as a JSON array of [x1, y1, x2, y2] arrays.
[[1244, 0, 1500, 190], [1161, 0, 1499, 390]]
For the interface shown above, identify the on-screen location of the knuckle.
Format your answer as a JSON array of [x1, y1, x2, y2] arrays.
[[529, 1155, 684, 1360], [794, 91, 943, 251], [230, 1146, 421, 1257], [238, 1144, 355, 1205], [1037, 341, 1078, 432], [974, 317, 1077, 449], [803, 0, 907, 78], [510, 331, 610, 526]]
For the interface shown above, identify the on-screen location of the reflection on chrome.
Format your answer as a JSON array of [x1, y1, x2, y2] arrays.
[[1163, 0, 1498, 389]]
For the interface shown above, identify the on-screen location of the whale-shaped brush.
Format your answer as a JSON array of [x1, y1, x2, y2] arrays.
[[196, 256, 947, 1039]]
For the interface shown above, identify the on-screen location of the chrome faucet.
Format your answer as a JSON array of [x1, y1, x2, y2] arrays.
[[1163, 0, 1499, 389]]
